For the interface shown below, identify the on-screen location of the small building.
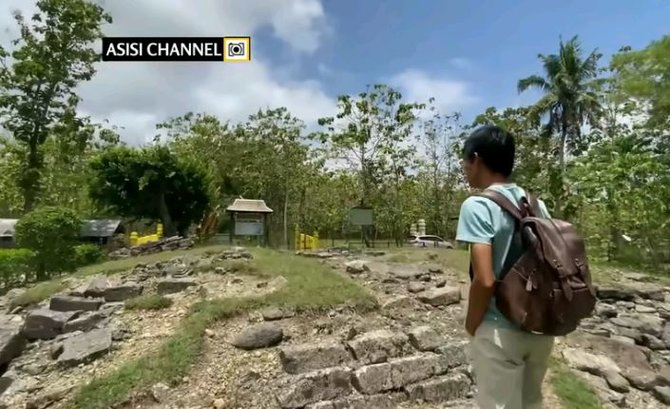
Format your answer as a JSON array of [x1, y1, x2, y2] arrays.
[[0, 219, 17, 248], [80, 219, 125, 245], [226, 199, 273, 246], [0, 218, 123, 248]]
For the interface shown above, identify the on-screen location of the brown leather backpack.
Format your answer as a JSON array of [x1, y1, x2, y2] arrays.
[[469, 190, 597, 336]]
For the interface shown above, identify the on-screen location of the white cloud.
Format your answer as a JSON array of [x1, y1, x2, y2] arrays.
[[1, 0, 335, 145], [390, 69, 479, 115]]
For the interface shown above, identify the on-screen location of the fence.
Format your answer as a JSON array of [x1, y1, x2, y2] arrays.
[[129, 223, 163, 246], [294, 225, 320, 250]]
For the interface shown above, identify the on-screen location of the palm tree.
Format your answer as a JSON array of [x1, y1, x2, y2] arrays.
[[518, 35, 603, 214]]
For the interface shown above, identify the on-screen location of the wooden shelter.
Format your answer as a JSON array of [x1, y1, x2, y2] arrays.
[[225, 199, 273, 246]]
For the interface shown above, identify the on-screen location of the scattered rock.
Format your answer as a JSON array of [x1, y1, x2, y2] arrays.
[[603, 370, 630, 393], [640, 333, 666, 350], [407, 282, 426, 293], [611, 313, 664, 337], [635, 304, 657, 314], [22, 309, 80, 340], [562, 348, 620, 376], [259, 306, 282, 321], [214, 266, 226, 275], [49, 295, 103, 312], [231, 323, 283, 350], [0, 328, 25, 367], [57, 328, 113, 368], [417, 286, 461, 307], [345, 260, 370, 275], [83, 277, 110, 298], [435, 278, 447, 288], [156, 277, 196, 295], [62, 311, 105, 333], [622, 367, 659, 391], [653, 385, 670, 404], [25, 385, 73, 409], [212, 398, 225, 409], [596, 303, 618, 318], [389, 265, 423, 280], [150, 382, 171, 403], [597, 287, 636, 301], [103, 282, 143, 302], [407, 326, 442, 352]]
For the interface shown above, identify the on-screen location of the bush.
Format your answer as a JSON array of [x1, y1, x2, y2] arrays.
[[15, 207, 82, 280], [74, 244, 106, 267], [0, 248, 36, 288]]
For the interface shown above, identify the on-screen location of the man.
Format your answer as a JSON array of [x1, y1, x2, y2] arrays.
[[456, 125, 554, 409]]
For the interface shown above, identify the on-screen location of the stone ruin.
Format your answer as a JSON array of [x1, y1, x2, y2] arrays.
[[273, 328, 473, 408], [108, 235, 196, 259], [0, 247, 253, 408]]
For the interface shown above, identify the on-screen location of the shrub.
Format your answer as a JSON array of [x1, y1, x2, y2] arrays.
[[74, 244, 106, 267], [15, 207, 82, 280], [0, 248, 36, 288]]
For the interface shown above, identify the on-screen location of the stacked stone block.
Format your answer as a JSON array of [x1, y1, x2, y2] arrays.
[[276, 326, 472, 408]]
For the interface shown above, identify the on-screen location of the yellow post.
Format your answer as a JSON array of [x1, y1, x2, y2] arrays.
[[156, 223, 163, 240], [130, 232, 138, 246], [294, 225, 300, 250], [299, 234, 305, 250], [313, 231, 319, 249]]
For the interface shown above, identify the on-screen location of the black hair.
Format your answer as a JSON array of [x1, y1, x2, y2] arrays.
[[462, 125, 515, 177]]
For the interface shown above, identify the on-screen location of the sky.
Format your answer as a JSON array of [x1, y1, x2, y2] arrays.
[[1, 0, 669, 145]]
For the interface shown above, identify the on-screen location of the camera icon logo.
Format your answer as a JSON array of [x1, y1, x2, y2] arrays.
[[223, 37, 251, 62]]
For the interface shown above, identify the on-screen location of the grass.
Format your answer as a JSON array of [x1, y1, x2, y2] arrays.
[[549, 358, 602, 409], [125, 294, 174, 311], [72, 247, 375, 409], [384, 247, 471, 278], [9, 279, 68, 309]]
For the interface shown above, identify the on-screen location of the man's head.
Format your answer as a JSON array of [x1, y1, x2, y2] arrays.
[[462, 125, 515, 189]]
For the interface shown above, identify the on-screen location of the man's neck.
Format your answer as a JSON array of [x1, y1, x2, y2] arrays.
[[482, 175, 511, 188]]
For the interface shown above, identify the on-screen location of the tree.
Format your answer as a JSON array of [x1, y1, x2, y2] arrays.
[[471, 106, 558, 206], [316, 84, 423, 245], [517, 35, 603, 215], [88, 146, 212, 237], [0, 0, 111, 212], [611, 36, 670, 129], [15, 206, 82, 280], [414, 99, 463, 237]]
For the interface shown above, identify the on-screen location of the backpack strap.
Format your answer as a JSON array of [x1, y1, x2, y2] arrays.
[[467, 189, 534, 282], [474, 190, 524, 220]]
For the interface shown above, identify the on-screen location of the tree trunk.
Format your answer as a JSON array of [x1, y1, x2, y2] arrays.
[[21, 139, 43, 213], [554, 123, 568, 216], [158, 193, 177, 237], [283, 190, 289, 250]]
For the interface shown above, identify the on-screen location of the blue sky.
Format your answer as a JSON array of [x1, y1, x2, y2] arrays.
[[256, 0, 670, 124], [5, 0, 667, 144]]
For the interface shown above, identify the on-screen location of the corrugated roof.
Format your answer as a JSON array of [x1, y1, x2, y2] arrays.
[[0, 218, 121, 238], [226, 199, 273, 213], [81, 219, 122, 237], [0, 219, 17, 237]]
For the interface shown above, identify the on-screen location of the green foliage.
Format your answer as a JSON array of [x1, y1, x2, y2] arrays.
[[518, 35, 603, 215], [550, 358, 602, 409], [0, 0, 111, 212], [611, 35, 670, 128], [88, 145, 212, 237], [15, 206, 82, 280], [73, 244, 106, 267], [125, 294, 173, 311], [0, 248, 36, 288]]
